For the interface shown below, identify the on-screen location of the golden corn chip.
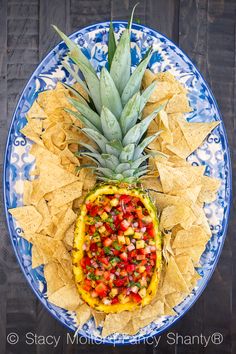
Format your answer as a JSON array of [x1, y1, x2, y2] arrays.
[[172, 225, 209, 249], [102, 311, 132, 337], [161, 256, 189, 295], [44, 262, 65, 296], [174, 244, 206, 266], [92, 310, 106, 328], [198, 175, 221, 203], [165, 291, 187, 308], [63, 223, 75, 250], [48, 283, 82, 311], [38, 161, 79, 194], [21, 123, 44, 147], [162, 232, 174, 262], [160, 204, 196, 230], [72, 82, 89, 101], [76, 303, 92, 328], [174, 255, 195, 276], [149, 81, 180, 103], [177, 117, 220, 153], [32, 244, 45, 268], [54, 208, 77, 240], [142, 69, 156, 88], [166, 93, 192, 114], [36, 198, 51, 232], [172, 185, 201, 204], [9, 206, 42, 241], [152, 192, 181, 212], [47, 181, 83, 208], [156, 163, 205, 194], [30, 144, 61, 165]]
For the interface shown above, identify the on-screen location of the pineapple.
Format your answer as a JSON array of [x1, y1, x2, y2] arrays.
[[54, 17, 162, 313]]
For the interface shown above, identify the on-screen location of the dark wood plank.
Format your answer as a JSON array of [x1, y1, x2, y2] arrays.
[[0, 3, 8, 354], [146, 0, 180, 43], [39, 0, 70, 60], [178, 1, 235, 353]]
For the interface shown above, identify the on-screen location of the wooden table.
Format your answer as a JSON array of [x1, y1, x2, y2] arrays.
[[0, 1, 235, 353]]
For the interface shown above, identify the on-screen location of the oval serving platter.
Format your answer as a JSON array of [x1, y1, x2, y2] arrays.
[[4, 22, 231, 344]]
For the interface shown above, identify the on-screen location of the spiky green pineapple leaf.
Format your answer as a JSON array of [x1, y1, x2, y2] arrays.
[[101, 154, 120, 169], [119, 144, 135, 162], [115, 163, 131, 173], [62, 82, 89, 107], [121, 52, 152, 105], [67, 97, 102, 131], [100, 67, 123, 118], [133, 132, 161, 159], [101, 106, 122, 141], [130, 154, 151, 169], [64, 109, 100, 132], [82, 128, 108, 151], [128, 3, 139, 31], [75, 142, 97, 154], [110, 29, 131, 95], [62, 61, 89, 94], [73, 60, 102, 113], [108, 21, 117, 70], [140, 82, 157, 111], [120, 92, 140, 134], [105, 140, 123, 157], [53, 26, 96, 75]]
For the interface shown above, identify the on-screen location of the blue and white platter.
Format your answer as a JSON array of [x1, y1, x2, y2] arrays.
[[3, 22, 231, 345]]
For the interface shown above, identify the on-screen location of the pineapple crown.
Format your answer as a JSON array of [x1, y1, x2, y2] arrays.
[[53, 6, 162, 183]]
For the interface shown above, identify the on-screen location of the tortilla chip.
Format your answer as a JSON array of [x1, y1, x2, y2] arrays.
[[166, 93, 191, 114], [21, 123, 44, 146], [198, 175, 221, 203], [177, 117, 220, 152], [44, 262, 65, 296], [32, 244, 45, 268], [9, 206, 42, 240], [47, 181, 83, 208], [38, 161, 79, 196], [152, 192, 181, 212], [162, 232, 174, 262], [76, 303, 92, 328], [102, 311, 131, 337], [92, 310, 106, 328], [174, 244, 206, 266], [142, 69, 156, 88], [161, 256, 189, 295], [172, 185, 201, 204], [172, 225, 209, 249], [165, 291, 187, 308], [48, 283, 82, 311], [160, 204, 196, 231], [54, 208, 77, 240], [156, 163, 205, 194], [149, 81, 181, 103], [63, 223, 75, 250]]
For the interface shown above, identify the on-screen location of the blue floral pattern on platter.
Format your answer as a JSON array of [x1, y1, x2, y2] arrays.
[[4, 22, 231, 344]]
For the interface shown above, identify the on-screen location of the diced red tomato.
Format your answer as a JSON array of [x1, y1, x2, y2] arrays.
[[120, 252, 128, 261], [83, 279, 91, 292], [90, 206, 99, 217], [114, 278, 127, 287], [103, 271, 110, 280], [89, 225, 96, 235], [104, 205, 112, 213], [103, 238, 113, 247], [95, 269, 103, 276], [90, 243, 98, 252], [120, 195, 132, 204], [99, 257, 109, 265], [120, 220, 130, 231], [111, 296, 119, 304], [85, 202, 93, 211], [104, 223, 113, 233], [80, 257, 91, 269], [131, 293, 142, 303], [126, 264, 135, 272], [95, 282, 108, 298]]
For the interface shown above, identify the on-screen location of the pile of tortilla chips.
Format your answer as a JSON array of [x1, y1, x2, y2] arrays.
[[9, 70, 220, 337]]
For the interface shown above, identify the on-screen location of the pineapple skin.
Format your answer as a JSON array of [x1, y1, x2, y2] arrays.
[[72, 184, 162, 313]]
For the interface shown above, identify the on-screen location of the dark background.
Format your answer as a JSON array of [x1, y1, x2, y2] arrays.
[[0, 0, 235, 353]]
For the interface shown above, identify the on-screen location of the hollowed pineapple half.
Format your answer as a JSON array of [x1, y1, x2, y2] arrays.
[[73, 185, 162, 313], [54, 15, 163, 313]]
